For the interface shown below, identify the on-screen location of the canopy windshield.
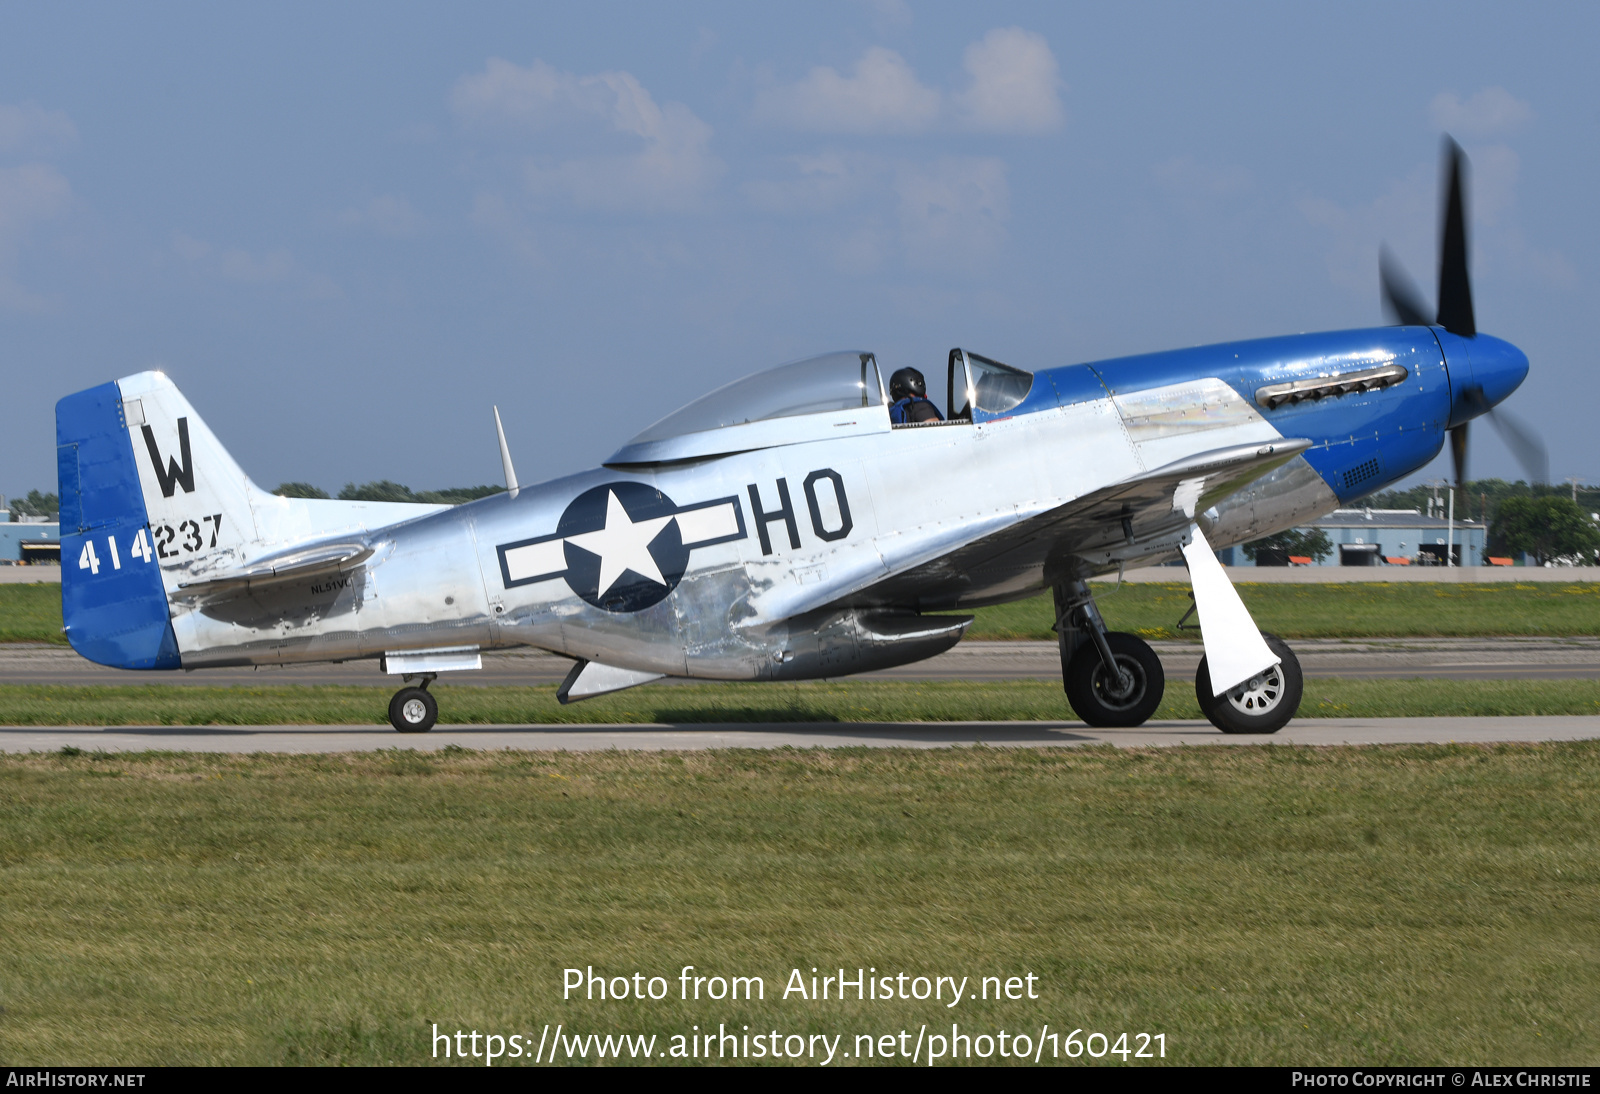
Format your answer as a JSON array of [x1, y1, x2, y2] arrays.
[[630, 352, 883, 444]]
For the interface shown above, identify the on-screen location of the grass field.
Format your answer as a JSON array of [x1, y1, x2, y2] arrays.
[[3, 677, 1600, 726], [6, 580, 1600, 647], [1, 744, 1594, 1065], [0, 584, 66, 644]]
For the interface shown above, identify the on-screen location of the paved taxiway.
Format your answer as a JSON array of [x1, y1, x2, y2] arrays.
[[3, 636, 1599, 685], [3, 716, 1597, 752]]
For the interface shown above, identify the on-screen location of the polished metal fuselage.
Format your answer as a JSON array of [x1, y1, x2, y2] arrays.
[[63, 322, 1536, 681], [172, 359, 1364, 680]]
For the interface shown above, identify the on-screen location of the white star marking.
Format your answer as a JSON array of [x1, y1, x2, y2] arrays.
[[563, 490, 676, 597]]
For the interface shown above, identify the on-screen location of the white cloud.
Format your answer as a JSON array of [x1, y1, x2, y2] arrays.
[[339, 194, 423, 237], [1300, 140, 1566, 300], [753, 47, 941, 134], [521, 110, 714, 212], [896, 157, 1009, 267], [1500, 228, 1579, 290], [952, 27, 1064, 133], [744, 152, 1011, 271], [0, 163, 70, 234], [452, 58, 720, 211], [1445, 141, 1575, 291], [689, 27, 719, 66], [1300, 165, 1433, 297], [857, 0, 913, 34], [1429, 87, 1533, 139], [171, 231, 292, 282], [0, 103, 77, 157], [455, 58, 603, 131], [0, 102, 76, 309], [744, 152, 874, 215], [755, 30, 1063, 136], [1466, 143, 1519, 228], [0, 162, 71, 311], [168, 232, 338, 298]]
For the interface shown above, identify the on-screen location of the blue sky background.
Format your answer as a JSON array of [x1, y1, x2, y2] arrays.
[[2, 2, 1595, 498]]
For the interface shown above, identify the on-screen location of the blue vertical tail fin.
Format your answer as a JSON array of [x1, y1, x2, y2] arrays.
[[57, 380, 181, 669]]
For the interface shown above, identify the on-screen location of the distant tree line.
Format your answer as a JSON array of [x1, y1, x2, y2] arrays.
[[1364, 478, 1600, 564], [274, 481, 504, 505], [1364, 478, 1600, 526], [1490, 496, 1600, 565], [1241, 527, 1334, 565], [5, 490, 58, 521], [5, 483, 505, 522]]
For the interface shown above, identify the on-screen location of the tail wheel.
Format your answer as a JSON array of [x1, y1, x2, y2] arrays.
[[1065, 632, 1165, 727], [388, 687, 438, 733], [1195, 633, 1303, 735]]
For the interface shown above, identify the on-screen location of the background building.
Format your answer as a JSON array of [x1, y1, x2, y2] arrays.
[[1219, 509, 1488, 567], [0, 521, 60, 564]]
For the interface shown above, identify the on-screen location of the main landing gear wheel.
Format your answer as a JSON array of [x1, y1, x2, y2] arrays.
[[1065, 632, 1166, 728], [388, 686, 438, 733], [1195, 633, 1303, 735]]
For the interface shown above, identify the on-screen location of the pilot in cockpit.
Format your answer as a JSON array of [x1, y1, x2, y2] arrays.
[[888, 368, 943, 425]]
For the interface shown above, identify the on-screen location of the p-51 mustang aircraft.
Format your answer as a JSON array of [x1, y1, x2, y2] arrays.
[[56, 141, 1534, 734]]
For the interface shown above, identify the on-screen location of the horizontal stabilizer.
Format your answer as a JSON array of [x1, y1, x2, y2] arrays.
[[176, 541, 373, 594], [557, 659, 665, 704]]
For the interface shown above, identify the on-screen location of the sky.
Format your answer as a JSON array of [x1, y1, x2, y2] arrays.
[[2, 1, 1596, 501]]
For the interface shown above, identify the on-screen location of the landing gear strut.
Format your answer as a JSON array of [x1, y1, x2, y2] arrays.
[[1053, 581, 1165, 727], [388, 673, 438, 733]]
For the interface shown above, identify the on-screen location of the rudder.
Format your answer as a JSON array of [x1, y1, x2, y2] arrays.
[[57, 381, 181, 669]]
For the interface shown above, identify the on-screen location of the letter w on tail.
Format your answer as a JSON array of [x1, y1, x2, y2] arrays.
[[142, 418, 195, 496]]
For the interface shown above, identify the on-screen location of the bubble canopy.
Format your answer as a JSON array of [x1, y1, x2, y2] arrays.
[[629, 352, 885, 445]]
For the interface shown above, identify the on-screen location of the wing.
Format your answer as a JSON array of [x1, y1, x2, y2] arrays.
[[816, 437, 1315, 613]]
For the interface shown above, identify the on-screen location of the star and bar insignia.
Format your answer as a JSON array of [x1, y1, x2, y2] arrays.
[[496, 482, 746, 613]]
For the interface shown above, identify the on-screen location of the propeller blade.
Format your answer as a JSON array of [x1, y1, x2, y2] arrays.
[[1437, 136, 1476, 337], [1485, 407, 1549, 485], [1380, 245, 1431, 326], [1450, 422, 1469, 491]]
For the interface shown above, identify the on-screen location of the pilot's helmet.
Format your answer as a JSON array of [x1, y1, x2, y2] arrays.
[[889, 367, 927, 401]]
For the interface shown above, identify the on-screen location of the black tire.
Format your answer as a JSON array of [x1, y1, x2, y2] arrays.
[[1195, 633, 1303, 734], [388, 687, 438, 733], [1065, 632, 1166, 727]]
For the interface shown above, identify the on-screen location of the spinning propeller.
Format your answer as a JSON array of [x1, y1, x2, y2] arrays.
[[1379, 137, 1547, 490]]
